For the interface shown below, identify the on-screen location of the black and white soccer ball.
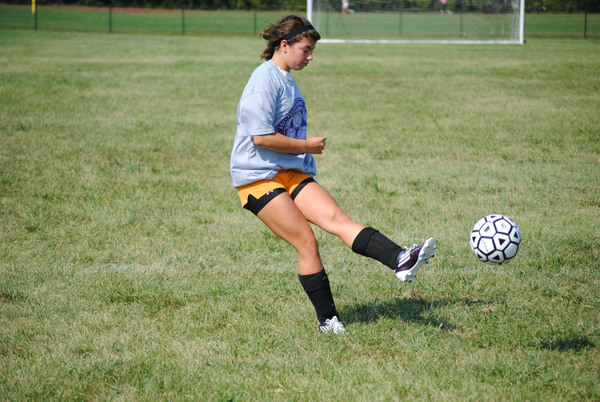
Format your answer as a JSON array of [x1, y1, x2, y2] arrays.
[[470, 214, 521, 264]]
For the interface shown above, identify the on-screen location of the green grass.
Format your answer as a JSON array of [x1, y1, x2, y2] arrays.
[[1, 28, 599, 400]]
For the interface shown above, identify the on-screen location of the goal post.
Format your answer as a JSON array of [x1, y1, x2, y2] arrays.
[[307, 0, 525, 44]]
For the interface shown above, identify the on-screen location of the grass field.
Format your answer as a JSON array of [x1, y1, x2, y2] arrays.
[[1, 21, 599, 400]]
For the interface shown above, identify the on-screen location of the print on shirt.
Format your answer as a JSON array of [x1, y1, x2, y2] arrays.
[[276, 98, 307, 140]]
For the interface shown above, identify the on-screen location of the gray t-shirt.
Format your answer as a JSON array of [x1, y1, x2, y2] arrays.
[[230, 60, 317, 188]]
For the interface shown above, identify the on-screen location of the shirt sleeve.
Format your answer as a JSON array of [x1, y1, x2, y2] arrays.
[[238, 89, 279, 137]]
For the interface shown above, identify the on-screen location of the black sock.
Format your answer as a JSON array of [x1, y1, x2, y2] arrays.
[[298, 269, 339, 324], [351, 227, 404, 270]]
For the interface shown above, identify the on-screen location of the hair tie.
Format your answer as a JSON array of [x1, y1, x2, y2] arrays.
[[278, 24, 315, 44]]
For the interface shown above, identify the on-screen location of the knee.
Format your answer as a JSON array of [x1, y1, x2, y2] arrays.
[[328, 208, 355, 231], [293, 227, 319, 256], [322, 209, 364, 248]]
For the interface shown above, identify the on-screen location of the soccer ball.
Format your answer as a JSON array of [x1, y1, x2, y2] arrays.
[[470, 214, 521, 264]]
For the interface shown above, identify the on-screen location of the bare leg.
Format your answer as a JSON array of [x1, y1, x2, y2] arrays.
[[293, 181, 365, 248], [256, 192, 322, 275], [256, 190, 342, 326]]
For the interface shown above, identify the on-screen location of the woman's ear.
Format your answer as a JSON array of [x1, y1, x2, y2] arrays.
[[280, 39, 289, 52]]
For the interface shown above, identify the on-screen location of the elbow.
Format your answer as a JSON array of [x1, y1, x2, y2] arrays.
[[254, 133, 276, 147], [253, 135, 265, 147]]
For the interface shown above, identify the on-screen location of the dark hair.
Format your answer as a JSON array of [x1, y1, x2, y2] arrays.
[[260, 15, 321, 60]]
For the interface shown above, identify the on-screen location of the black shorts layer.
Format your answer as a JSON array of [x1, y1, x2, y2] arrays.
[[244, 177, 315, 215]]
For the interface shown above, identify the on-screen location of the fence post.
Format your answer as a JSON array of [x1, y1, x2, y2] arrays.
[[182, 7, 185, 36], [109, 3, 113, 34], [584, 0, 588, 39], [459, 0, 464, 37], [398, 9, 403, 37], [253, 7, 257, 36]]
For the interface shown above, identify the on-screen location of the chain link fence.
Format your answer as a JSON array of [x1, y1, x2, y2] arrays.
[[0, 2, 598, 38]]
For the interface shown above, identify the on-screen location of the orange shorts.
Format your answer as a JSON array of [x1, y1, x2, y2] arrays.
[[236, 169, 315, 215]]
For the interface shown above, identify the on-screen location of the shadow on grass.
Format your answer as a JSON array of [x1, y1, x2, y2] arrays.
[[340, 297, 485, 331], [540, 334, 596, 352]]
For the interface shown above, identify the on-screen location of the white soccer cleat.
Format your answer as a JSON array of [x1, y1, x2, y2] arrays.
[[395, 237, 437, 282], [318, 316, 346, 334]]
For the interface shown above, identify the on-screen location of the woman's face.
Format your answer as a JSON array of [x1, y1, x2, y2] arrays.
[[280, 36, 316, 72]]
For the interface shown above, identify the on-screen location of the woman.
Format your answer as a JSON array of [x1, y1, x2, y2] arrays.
[[230, 15, 436, 334]]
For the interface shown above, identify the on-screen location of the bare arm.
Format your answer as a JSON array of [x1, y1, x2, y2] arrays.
[[253, 133, 327, 154]]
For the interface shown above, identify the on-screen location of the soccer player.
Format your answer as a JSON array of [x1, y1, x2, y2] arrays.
[[230, 15, 436, 334], [342, 0, 354, 14]]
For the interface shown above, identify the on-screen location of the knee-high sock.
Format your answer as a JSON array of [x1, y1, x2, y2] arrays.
[[351, 227, 404, 270], [298, 269, 339, 325]]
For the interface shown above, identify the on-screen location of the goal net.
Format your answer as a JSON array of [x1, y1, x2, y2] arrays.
[[308, 0, 524, 44]]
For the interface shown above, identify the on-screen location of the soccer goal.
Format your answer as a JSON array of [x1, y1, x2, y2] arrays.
[[307, 0, 525, 44]]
